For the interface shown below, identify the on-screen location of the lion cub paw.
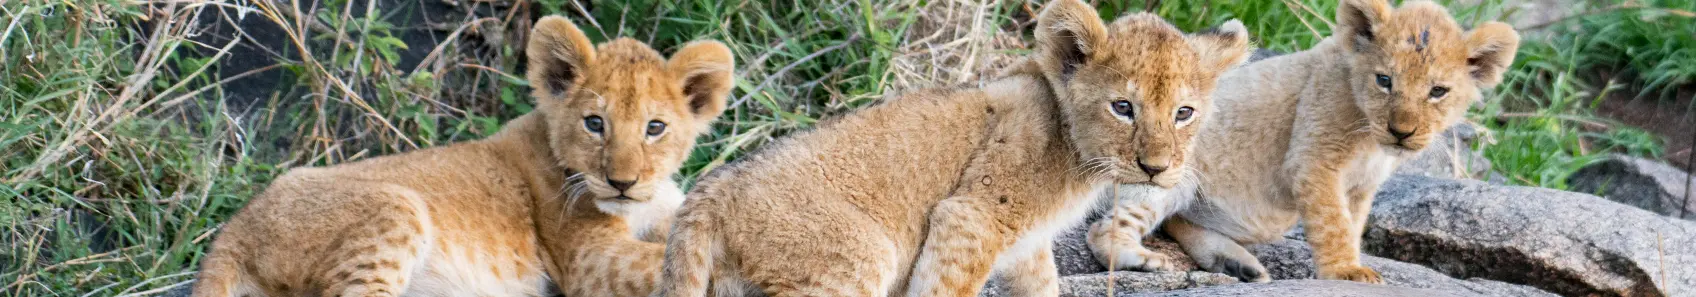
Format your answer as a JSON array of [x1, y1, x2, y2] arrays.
[[1135, 252, 1180, 272], [1106, 250, 1178, 272], [1088, 238, 1177, 272], [1216, 257, 1270, 283], [1320, 265, 1383, 284]]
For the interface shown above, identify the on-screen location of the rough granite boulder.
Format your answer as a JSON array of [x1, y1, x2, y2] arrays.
[[1248, 239, 1557, 296], [980, 271, 1240, 297], [1120, 280, 1482, 297], [1367, 175, 1696, 296], [1569, 155, 1696, 220], [1045, 211, 1549, 296]]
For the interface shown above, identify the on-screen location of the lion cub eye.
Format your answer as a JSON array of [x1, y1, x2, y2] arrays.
[[584, 116, 605, 134], [1428, 86, 1449, 99], [1374, 74, 1392, 90], [646, 120, 667, 137], [1111, 100, 1134, 118], [1174, 106, 1195, 122]]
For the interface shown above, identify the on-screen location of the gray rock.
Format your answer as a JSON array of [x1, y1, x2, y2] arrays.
[[1121, 280, 1475, 297], [1058, 271, 1239, 297], [1398, 123, 1495, 180], [1248, 239, 1558, 297], [1569, 155, 1696, 220], [981, 218, 1235, 297], [982, 271, 1238, 297], [1367, 175, 1696, 296], [1052, 223, 1112, 276]]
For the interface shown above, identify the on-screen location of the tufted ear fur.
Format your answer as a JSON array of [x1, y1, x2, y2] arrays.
[[1463, 22, 1519, 88], [666, 41, 735, 125], [1035, 0, 1108, 82], [527, 16, 597, 98], [1335, 0, 1392, 52], [1186, 19, 1253, 76]]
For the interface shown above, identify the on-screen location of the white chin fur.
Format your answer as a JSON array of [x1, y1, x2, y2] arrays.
[[593, 179, 687, 239]]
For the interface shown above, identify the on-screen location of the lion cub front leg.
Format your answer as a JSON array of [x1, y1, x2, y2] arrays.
[[999, 242, 1060, 297], [1345, 183, 1381, 256], [1086, 186, 1185, 272], [906, 196, 1010, 297], [1293, 165, 1382, 283], [1164, 216, 1268, 282]]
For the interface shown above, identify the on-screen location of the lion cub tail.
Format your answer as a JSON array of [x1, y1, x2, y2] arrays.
[[653, 201, 720, 297]]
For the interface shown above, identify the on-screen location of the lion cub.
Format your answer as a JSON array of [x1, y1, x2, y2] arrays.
[[191, 17, 734, 296], [1087, 0, 1518, 284], [651, 1, 1250, 296]]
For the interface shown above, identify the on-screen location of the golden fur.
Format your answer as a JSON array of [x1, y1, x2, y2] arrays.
[[1087, 0, 1519, 284], [652, 1, 1251, 296], [190, 16, 735, 297]]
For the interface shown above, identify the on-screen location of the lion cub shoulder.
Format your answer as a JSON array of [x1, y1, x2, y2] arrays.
[[653, 1, 1250, 296]]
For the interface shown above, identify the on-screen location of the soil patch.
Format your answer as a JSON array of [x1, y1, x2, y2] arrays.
[[1594, 86, 1696, 171]]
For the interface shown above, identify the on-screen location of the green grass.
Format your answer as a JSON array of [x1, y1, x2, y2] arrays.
[[1, 0, 1689, 295], [1473, 0, 1690, 189]]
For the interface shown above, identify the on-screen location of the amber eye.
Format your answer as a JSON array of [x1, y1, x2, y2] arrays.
[[1111, 100, 1134, 118], [1175, 106, 1195, 122], [646, 121, 667, 136], [1429, 86, 1449, 99], [584, 116, 604, 133], [1375, 74, 1392, 90]]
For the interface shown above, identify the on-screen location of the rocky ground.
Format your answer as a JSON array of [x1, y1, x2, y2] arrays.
[[975, 123, 1696, 297]]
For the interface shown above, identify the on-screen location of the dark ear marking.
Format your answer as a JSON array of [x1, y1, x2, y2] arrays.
[[667, 41, 734, 121], [1463, 22, 1520, 87], [1034, 0, 1106, 83], [526, 16, 595, 100], [1056, 31, 1087, 80], [1336, 0, 1390, 52], [544, 60, 578, 96], [683, 75, 712, 114]]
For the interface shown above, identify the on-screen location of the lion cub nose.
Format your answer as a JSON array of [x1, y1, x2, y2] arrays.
[[1388, 126, 1414, 141], [609, 179, 636, 191], [1137, 160, 1169, 176]]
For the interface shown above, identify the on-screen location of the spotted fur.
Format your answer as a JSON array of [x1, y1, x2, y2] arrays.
[[1087, 0, 1519, 284], [190, 16, 734, 297], [652, 1, 1251, 296]]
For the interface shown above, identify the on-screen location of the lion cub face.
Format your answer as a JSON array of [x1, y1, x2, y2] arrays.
[[525, 16, 733, 207], [1032, 0, 1251, 187], [1335, 0, 1518, 151]]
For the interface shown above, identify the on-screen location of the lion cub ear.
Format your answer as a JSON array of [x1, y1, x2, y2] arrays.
[[667, 41, 735, 125], [1186, 19, 1252, 76], [1034, 0, 1108, 81], [1335, 0, 1392, 52], [527, 16, 597, 98], [1463, 22, 1519, 88]]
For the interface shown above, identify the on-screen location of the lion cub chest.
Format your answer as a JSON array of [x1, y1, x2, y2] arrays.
[[404, 244, 553, 297], [1342, 146, 1403, 197]]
